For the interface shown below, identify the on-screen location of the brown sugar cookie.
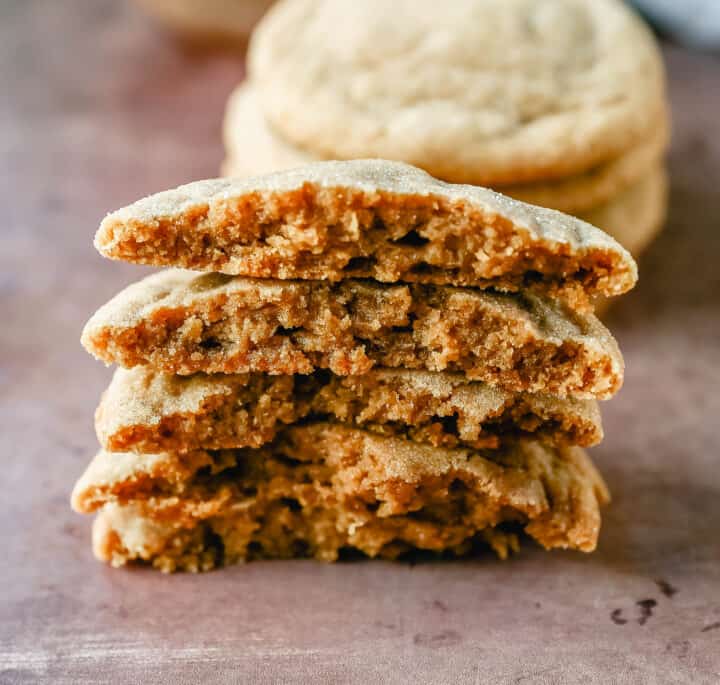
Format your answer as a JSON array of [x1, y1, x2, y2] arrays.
[[81, 270, 624, 399], [96, 366, 603, 454], [94, 159, 637, 304], [248, 0, 665, 185], [221, 83, 316, 177], [72, 423, 610, 571]]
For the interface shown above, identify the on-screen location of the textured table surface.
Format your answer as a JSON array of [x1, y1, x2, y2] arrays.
[[1, 2, 719, 683]]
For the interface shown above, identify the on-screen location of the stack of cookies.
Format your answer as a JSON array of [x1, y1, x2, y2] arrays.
[[222, 0, 669, 267], [72, 159, 636, 572]]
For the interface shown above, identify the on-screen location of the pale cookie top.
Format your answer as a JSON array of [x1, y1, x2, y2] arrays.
[[248, 0, 665, 185], [95, 159, 638, 301], [222, 82, 669, 215]]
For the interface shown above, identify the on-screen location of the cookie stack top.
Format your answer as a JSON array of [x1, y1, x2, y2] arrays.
[[92, 160, 636, 300], [246, 0, 665, 187]]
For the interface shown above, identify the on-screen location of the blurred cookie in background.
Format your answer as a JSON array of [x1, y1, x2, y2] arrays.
[[582, 166, 667, 315], [132, 0, 273, 48], [221, 0, 670, 296], [246, 0, 666, 186], [579, 167, 668, 261]]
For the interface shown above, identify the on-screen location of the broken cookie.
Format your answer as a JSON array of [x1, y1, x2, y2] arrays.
[[81, 270, 623, 398], [72, 423, 610, 572], [96, 366, 603, 454]]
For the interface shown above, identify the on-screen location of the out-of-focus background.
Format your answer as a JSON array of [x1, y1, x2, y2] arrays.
[[2, 1, 719, 682]]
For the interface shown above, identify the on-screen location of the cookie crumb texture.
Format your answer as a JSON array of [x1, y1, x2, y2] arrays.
[[79, 424, 609, 572], [81, 270, 623, 398], [94, 160, 637, 302], [97, 367, 603, 454]]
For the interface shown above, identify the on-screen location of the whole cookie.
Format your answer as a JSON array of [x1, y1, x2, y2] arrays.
[[248, 0, 665, 185], [222, 82, 669, 214]]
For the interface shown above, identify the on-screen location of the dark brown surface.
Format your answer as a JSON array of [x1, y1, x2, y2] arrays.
[[1, 2, 719, 683]]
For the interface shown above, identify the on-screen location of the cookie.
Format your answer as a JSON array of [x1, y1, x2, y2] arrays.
[[248, 0, 665, 186], [222, 82, 669, 215], [94, 159, 637, 303], [72, 423, 610, 571], [90, 504, 517, 571], [81, 270, 623, 398], [96, 366, 603, 454]]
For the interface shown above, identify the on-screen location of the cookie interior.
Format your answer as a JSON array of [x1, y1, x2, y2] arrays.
[[79, 423, 609, 571]]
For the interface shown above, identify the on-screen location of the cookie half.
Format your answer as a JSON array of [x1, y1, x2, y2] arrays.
[[222, 82, 668, 215], [96, 366, 603, 454], [72, 423, 610, 571], [249, 0, 665, 185], [81, 270, 623, 398], [94, 159, 637, 303]]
